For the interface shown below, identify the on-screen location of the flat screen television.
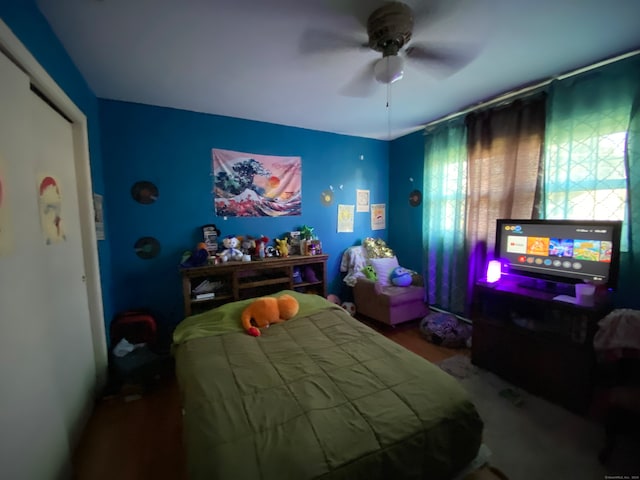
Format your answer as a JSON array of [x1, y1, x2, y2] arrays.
[[494, 218, 623, 292]]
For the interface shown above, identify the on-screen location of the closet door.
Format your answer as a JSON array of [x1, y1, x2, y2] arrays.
[[0, 48, 94, 479]]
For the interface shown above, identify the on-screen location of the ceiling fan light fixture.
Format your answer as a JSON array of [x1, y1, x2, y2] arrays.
[[374, 55, 404, 84]]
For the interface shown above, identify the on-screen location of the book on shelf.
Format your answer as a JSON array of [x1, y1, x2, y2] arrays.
[[194, 292, 215, 300]]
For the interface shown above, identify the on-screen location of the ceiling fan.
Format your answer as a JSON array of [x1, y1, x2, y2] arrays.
[[300, 1, 475, 97]]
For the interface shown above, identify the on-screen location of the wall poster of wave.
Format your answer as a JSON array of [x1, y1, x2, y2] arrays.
[[212, 148, 302, 217]]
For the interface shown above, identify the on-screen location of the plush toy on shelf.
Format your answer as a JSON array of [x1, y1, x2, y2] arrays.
[[219, 235, 243, 262], [302, 266, 318, 283], [238, 235, 256, 256], [255, 235, 269, 259], [241, 294, 300, 337], [179, 242, 209, 268], [275, 238, 289, 257]]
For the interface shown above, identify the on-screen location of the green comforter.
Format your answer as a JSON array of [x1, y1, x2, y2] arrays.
[[173, 291, 483, 480]]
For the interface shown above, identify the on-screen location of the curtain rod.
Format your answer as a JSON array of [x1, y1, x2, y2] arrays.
[[423, 49, 640, 132]]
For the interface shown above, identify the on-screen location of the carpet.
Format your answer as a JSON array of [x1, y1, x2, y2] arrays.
[[436, 355, 639, 480], [436, 354, 479, 380]]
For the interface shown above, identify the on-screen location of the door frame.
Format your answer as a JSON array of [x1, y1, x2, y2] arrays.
[[0, 20, 107, 390]]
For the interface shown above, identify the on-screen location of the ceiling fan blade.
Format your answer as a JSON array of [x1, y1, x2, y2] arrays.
[[325, 0, 385, 28], [411, 0, 467, 31], [405, 42, 477, 77], [339, 59, 378, 98], [299, 28, 367, 55]]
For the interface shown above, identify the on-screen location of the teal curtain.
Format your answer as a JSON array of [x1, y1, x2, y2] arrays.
[[422, 120, 468, 314], [622, 68, 640, 307], [545, 55, 640, 306]]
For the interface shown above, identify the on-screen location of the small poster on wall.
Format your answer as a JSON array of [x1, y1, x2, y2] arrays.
[[93, 193, 105, 240], [37, 174, 66, 245], [337, 204, 354, 233], [356, 189, 370, 212], [0, 154, 14, 256], [371, 203, 386, 230]]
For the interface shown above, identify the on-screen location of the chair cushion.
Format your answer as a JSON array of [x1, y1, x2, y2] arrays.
[[379, 285, 424, 307]]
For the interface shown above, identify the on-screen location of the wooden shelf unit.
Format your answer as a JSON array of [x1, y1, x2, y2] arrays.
[[180, 254, 328, 317], [471, 278, 612, 414]]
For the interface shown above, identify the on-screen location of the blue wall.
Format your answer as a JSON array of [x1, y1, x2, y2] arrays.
[[0, 1, 114, 328], [388, 131, 425, 274], [99, 100, 389, 327]]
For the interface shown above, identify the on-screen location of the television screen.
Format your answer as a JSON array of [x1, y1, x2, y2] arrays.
[[495, 219, 622, 289]]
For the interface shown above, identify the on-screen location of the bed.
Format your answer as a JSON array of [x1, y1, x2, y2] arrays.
[[173, 290, 483, 480]]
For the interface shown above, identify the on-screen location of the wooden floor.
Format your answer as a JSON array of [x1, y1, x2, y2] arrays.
[[72, 318, 466, 480]]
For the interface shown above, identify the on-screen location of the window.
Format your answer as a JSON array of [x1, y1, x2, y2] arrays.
[[544, 80, 632, 250]]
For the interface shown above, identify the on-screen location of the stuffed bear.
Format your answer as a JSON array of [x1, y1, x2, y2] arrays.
[[241, 294, 299, 337], [220, 236, 243, 262]]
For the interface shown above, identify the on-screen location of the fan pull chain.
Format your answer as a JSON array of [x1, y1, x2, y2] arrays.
[[386, 82, 392, 140]]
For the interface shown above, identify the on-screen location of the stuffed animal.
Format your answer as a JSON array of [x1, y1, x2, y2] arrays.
[[326, 294, 341, 305], [341, 301, 356, 316], [241, 294, 300, 337], [238, 235, 256, 255], [362, 265, 377, 281], [390, 266, 412, 287], [180, 243, 209, 268], [255, 235, 269, 259], [302, 266, 318, 283], [275, 238, 289, 257], [220, 235, 243, 262], [292, 267, 303, 284]]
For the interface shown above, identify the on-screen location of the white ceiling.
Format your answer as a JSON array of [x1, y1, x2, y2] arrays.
[[37, 0, 640, 140]]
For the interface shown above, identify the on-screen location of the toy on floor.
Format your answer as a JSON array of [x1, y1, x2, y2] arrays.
[[241, 294, 300, 337], [341, 302, 356, 316], [327, 294, 341, 305]]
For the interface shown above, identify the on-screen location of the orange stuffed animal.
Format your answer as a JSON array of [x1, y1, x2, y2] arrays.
[[241, 294, 299, 337]]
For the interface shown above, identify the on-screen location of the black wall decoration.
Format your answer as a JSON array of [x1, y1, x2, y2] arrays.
[[409, 189, 422, 207], [134, 236, 161, 259], [131, 181, 159, 204]]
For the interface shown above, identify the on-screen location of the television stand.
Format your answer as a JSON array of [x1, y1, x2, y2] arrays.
[[471, 277, 612, 414], [515, 278, 575, 296]]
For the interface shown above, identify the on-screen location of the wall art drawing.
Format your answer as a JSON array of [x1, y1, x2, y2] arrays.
[[38, 174, 66, 244], [212, 149, 301, 217]]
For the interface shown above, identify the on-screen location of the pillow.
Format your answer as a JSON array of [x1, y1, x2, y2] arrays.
[[369, 256, 399, 287], [363, 237, 395, 259]]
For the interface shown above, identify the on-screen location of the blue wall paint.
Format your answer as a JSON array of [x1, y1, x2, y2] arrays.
[[99, 100, 389, 326], [388, 131, 425, 274], [0, 1, 114, 329]]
